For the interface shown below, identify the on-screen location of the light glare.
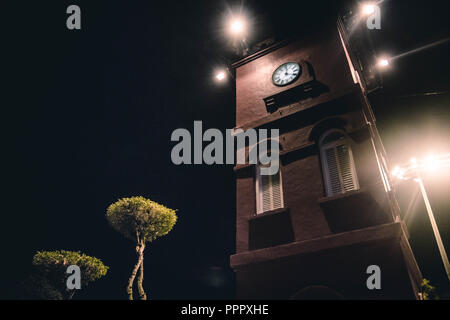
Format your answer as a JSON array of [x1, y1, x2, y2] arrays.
[[216, 71, 226, 81], [424, 155, 438, 172], [392, 154, 450, 181], [362, 3, 376, 15], [379, 59, 389, 67], [392, 166, 400, 177], [230, 19, 244, 34]]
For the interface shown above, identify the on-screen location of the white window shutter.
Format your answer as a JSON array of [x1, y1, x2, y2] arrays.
[[256, 166, 284, 214], [336, 144, 357, 192], [261, 174, 272, 212], [271, 170, 283, 210], [322, 138, 359, 197], [324, 147, 342, 195]]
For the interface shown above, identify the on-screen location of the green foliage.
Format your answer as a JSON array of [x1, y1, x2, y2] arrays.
[[21, 273, 64, 300], [32, 250, 108, 299], [33, 250, 108, 284], [106, 196, 177, 243], [106, 196, 177, 299], [421, 278, 439, 300]]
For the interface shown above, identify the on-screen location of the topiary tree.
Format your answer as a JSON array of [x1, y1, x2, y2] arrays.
[[32, 250, 109, 299], [106, 196, 177, 300], [21, 272, 65, 300]]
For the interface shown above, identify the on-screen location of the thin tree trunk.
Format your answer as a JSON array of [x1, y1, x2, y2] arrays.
[[137, 247, 147, 300], [67, 290, 76, 300], [127, 238, 145, 300]]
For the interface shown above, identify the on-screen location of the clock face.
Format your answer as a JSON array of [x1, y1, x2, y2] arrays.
[[272, 62, 301, 86]]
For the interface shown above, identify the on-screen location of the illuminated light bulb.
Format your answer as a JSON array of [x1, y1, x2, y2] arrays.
[[230, 19, 245, 35], [215, 71, 226, 81], [392, 166, 400, 177], [424, 155, 438, 172], [362, 3, 376, 15], [379, 59, 389, 67]]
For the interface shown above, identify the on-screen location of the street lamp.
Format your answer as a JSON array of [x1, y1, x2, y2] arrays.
[[362, 3, 376, 15], [227, 16, 247, 38], [230, 19, 245, 35], [215, 71, 226, 81], [378, 58, 390, 67], [392, 154, 450, 282], [214, 66, 236, 86]]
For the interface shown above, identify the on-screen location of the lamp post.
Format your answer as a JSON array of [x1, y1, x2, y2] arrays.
[[212, 14, 249, 84], [227, 16, 247, 39], [213, 64, 235, 86], [393, 154, 450, 282], [362, 3, 376, 16], [378, 58, 390, 68], [226, 15, 249, 56], [215, 70, 226, 81]]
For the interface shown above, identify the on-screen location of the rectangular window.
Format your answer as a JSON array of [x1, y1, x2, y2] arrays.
[[256, 165, 284, 214], [322, 143, 359, 196]]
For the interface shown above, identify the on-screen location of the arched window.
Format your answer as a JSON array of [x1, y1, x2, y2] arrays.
[[255, 163, 284, 214], [319, 129, 359, 196]]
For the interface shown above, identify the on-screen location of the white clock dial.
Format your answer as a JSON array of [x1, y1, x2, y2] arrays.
[[272, 62, 301, 86]]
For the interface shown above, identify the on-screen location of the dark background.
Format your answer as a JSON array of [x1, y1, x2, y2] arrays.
[[2, 0, 450, 299]]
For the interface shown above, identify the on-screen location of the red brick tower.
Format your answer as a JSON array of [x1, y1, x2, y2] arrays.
[[229, 20, 422, 299]]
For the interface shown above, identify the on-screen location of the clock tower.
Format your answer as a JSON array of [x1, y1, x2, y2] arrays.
[[229, 18, 422, 299]]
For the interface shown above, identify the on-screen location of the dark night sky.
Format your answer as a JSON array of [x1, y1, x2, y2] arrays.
[[2, 0, 450, 299]]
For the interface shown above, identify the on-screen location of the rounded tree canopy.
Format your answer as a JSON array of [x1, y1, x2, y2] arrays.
[[106, 196, 177, 243], [32, 250, 109, 285]]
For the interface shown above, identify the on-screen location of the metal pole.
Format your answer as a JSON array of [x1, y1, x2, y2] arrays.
[[416, 176, 450, 282]]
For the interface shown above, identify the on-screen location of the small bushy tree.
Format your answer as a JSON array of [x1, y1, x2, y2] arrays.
[[22, 272, 64, 300], [32, 250, 108, 299], [106, 196, 177, 300]]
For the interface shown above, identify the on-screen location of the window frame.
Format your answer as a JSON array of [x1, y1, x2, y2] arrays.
[[319, 129, 359, 197], [255, 163, 284, 215]]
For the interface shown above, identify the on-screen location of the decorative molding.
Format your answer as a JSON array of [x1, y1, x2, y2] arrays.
[[231, 40, 292, 69]]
